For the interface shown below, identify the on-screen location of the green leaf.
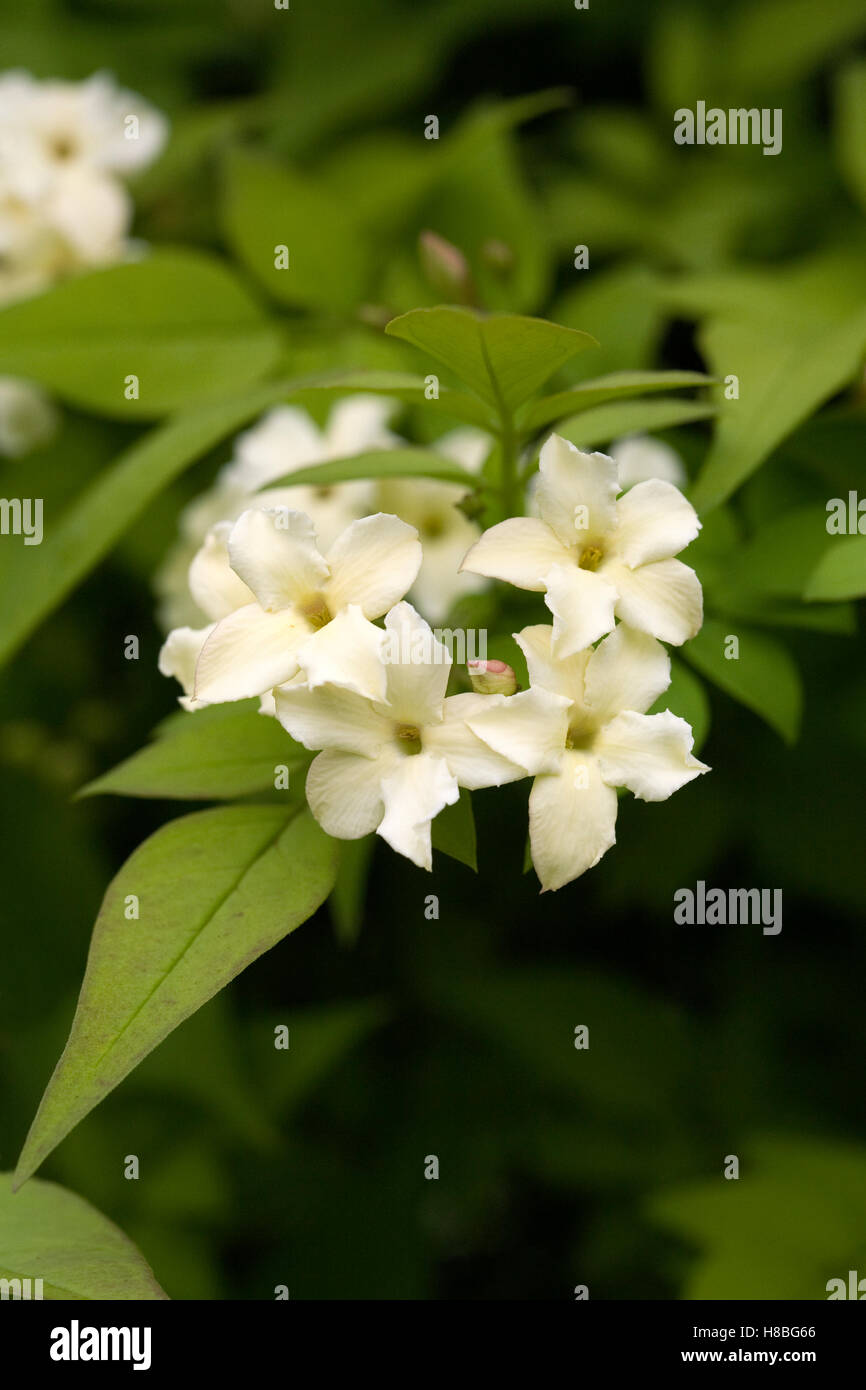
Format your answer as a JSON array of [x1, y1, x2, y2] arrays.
[[80, 702, 308, 801], [287, 368, 495, 428], [0, 1174, 167, 1299], [834, 60, 866, 213], [710, 503, 831, 602], [691, 309, 866, 513], [222, 147, 370, 312], [431, 789, 477, 870], [385, 306, 596, 412], [520, 370, 713, 433], [14, 805, 337, 1186], [266, 446, 480, 491], [682, 619, 802, 744], [804, 536, 866, 600], [0, 373, 336, 672], [650, 657, 711, 752], [258, 1000, 389, 1115], [0, 250, 283, 418], [555, 398, 715, 451]]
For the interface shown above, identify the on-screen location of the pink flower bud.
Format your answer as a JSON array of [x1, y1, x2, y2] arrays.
[[467, 658, 518, 696], [418, 230, 476, 305]]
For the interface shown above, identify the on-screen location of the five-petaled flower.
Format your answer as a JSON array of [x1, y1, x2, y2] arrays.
[[274, 602, 525, 870], [159, 508, 422, 709], [466, 622, 709, 891], [461, 433, 703, 657]]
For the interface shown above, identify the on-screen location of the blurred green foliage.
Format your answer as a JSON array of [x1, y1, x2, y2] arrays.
[[1, 0, 866, 1299]]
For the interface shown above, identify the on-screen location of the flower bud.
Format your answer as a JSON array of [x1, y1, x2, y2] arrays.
[[480, 238, 514, 276], [419, 230, 475, 305], [467, 658, 518, 696]]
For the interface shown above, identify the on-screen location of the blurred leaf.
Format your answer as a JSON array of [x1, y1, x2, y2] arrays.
[[14, 806, 337, 1186], [711, 503, 830, 602], [288, 368, 495, 428], [80, 702, 307, 801], [726, 0, 866, 91], [682, 618, 802, 743], [431, 788, 477, 870], [650, 1135, 866, 1300], [0, 251, 282, 418], [522, 370, 712, 433], [804, 536, 866, 600], [835, 60, 866, 213], [557, 398, 714, 451], [222, 147, 370, 313], [386, 306, 596, 412], [0, 1174, 167, 1299], [257, 1000, 389, 1115], [691, 309, 866, 513], [266, 446, 480, 490]]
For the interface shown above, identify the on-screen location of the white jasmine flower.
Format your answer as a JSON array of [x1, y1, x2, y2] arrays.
[[375, 427, 491, 621], [461, 433, 702, 656], [160, 509, 422, 708], [155, 397, 397, 631], [274, 602, 526, 870], [609, 434, 687, 489], [0, 376, 58, 456], [466, 622, 709, 892]]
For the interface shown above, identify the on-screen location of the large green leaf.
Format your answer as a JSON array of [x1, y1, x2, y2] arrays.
[[835, 60, 866, 213], [14, 805, 338, 1186], [222, 147, 370, 312], [0, 374, 334, 671], [520, 370, 713, 433], [804, 536, 866, 600], [0, 1175, 168, 1299], [385, 306, 596, 412], [691, 309, 866, 513], [0, 250, 282, 418], [682, 619, 802, 743], [80, 702, 308, 801]]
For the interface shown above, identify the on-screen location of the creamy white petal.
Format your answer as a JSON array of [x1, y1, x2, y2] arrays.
[[583, 623, 671, 723], [158, 624, 214, 699], [423, 692, 528, 788], [226, 406, 323, 491], [275, 682, 391, 757], [608, 557, 703, 645], [544, 562, 618, 657], [595, 709, 709, 801], [514, 624, 589, 707], [536, 435, 620, 548], [194, 604, 309, 704], [610, 478, 701, 568], [306, 747, 398, 839], [379, 602, 451, 725], [324, 512, 421, 618], [467, 686, 570, 776], [460, 516, 571, 590], [378, 751, 460, 870], [529, 751, 618, 892], [188, 522, 255, 621], [325, 395, 397, 456], [228, 508, 329, 611], [296, 605, 388, 702], [610, 435, 686, 489]]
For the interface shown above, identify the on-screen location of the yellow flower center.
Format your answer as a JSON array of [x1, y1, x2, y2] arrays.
[[395, 723, 423, 754], [298, 594, 332, 629], [578, 544, 603, 572]]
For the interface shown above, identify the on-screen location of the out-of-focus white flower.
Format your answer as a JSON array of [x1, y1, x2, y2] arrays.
[[0, 376, 59, 456], [467, 622, 709, 891], [160, 509, 422, 709], [155, 397, 398, 632], [0, 69, 167, 304], [609, 434, 687, 489], [274, 602, 525, 870], [375, 426, 491, 621], [462, 433, 702, 656]]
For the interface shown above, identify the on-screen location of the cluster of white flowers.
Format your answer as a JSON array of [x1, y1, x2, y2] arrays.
[[0, 70, 167, 304], [155, 395, 488, 630], [161, 429, 708, 891]]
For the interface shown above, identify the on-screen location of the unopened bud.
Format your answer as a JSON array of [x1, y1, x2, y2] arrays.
[[419, 230, 476, 305], [480, 238, 514, 276], [467, 659, 518, 696]]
